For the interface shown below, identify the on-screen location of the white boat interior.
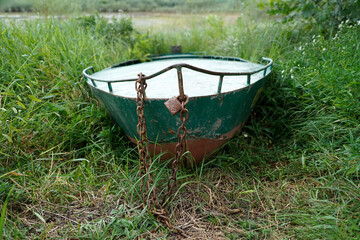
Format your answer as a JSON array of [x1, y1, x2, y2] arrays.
[[89, 58, 270, 98]]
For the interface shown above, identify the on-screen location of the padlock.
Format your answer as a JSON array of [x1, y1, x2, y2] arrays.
[[164, 96, 182, 116]]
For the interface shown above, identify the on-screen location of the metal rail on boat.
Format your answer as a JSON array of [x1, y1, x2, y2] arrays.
[[83, 55, 273, 95]]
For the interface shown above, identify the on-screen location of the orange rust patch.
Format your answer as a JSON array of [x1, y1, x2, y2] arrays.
[[128, 122, 246, 165]]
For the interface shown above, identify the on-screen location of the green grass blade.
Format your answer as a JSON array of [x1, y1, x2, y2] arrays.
[[0, 187, 14, 240]]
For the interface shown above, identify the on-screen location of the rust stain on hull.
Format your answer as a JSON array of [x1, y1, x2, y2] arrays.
[[128, 122, 246, 165]]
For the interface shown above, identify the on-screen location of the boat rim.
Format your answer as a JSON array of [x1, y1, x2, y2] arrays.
[[83, 54, 273, 99]]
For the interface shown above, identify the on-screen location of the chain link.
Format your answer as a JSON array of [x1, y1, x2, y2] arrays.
[[135, 73, 158, 209], [135, 72, 189, 236], [162, 95, 189, 207]]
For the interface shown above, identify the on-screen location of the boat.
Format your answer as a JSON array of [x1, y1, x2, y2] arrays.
[[83, 54, 273, 164]]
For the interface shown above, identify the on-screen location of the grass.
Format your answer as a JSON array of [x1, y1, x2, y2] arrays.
[[0, 11, 359, 239]]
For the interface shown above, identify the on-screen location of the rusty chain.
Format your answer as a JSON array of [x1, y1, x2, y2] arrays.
[[162, 95, 189, 208], [135, 72, 189, 234], [135, 73, 157, 209]]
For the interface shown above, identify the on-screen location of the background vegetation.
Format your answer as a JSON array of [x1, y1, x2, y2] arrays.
[[1, 0, 359, 239], [0, 0, 244, 14], [259, 0, 360, 34]]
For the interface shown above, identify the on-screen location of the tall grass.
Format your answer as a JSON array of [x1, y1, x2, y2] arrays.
[[0, 18, 138, 238], [249, 21, 360, 238], [0, 14, 359, 239], [262, 21, 360, 173], [146, 14, 295, 61]]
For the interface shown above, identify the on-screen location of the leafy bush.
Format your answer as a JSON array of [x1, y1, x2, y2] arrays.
[[259, 0, 360, 32], [77, 14, 134, 41]]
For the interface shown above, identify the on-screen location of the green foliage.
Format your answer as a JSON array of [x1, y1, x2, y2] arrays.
[[0, 0, 243, 13], [149, 14, 293, 61], [77, 14, 134, 41], [259, 0, 360, 32], [255, 21, 360, 174], [0, 10, 359, 239], [0, 18, 132, 166], [32, 0, 81, 15], [0, 187, 13, 240], [76, 15, 152, 60], [78, 207, 157, 239], [0, 0, 32, 12]]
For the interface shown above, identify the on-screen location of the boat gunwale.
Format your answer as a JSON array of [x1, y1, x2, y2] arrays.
[[87, 74, 268, 101], [83, 54, 273, 100]]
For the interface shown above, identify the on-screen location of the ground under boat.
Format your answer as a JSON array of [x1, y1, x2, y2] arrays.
[[83, 54, 273, 164]]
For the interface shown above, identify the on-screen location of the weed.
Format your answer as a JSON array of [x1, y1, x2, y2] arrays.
[[0, 11, 359, 239]]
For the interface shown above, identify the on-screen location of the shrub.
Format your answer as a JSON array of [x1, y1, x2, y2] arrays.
[[259, 0, 360, 33], [77, 14, 134, 42]]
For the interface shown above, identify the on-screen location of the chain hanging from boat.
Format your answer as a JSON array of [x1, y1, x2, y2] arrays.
[[135, 73, 158, 209], [162, 94, 189, 207], [135, 72, 189, 230]]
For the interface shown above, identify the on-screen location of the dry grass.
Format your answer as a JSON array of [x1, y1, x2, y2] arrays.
[[1, 9, 359, 240], [2, 168, 302, 238], [2, 156, 358, 239]]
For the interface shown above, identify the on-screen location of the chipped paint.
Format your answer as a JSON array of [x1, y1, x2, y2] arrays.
[[84, 55, 272, 164], [128, 121, 246, 165]]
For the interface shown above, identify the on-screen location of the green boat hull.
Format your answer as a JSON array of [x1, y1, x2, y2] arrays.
[[84, 55, 272, 164], [88, 77, 266, 163]]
